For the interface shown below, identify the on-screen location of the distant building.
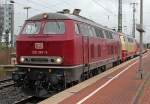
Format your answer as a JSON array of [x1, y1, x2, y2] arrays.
[[4, 4, 14, 46], [0, 3, 14, 46], [0, 5, 4, 42]]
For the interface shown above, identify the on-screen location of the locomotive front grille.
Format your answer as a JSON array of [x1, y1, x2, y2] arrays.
[[20, 56, 63, 65], [31, 58, 49, 63]]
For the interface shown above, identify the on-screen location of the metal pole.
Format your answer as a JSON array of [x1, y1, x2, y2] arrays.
[[0, 2, 1, 41], [24, 7, 31, 19], [118, 0, 122, 32], [11, 3, 14, 47], [139, 0, 144, 79], [131, 3, 137, 38], [133, 5, 136, 38], [27, 8, 28, 19]]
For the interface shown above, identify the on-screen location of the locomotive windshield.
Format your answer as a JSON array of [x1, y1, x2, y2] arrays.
[[43, 22, 65, 34], [21, 21, 65, 35], [22, 22, 41, 35]]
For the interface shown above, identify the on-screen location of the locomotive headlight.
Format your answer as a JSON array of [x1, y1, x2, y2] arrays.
[[20, 57, 25, 63], [56, 57, 63, 64]]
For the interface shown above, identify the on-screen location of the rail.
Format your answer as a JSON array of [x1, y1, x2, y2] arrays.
[[0, 78, 14, 89], [13, 96, 45, 104]]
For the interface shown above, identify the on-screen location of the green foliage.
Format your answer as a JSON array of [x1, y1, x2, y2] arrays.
[[0, 43, 7, 50]]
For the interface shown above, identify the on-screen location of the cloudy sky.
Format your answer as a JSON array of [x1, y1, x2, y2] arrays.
[[2, 0, 150, 43]]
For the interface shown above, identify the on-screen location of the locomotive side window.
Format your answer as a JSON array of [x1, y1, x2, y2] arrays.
[[84, 25, 91, 36], [94, 28, 104, 38], [78, 24, 85, 35], [88, 26, 94, 37], [78, 24, 89, 36], [104, 31, 110, 39], [105, 30, 113, 39], [95, 28, 99, 37], [22, 22, 41, 34], [91, 27, 96, 37], [99, 29, 104, 38], [109, 32, 113, 39], [43, 22, 65, 34], [78, 23, 94, 37], [75, 24, 80, 34]]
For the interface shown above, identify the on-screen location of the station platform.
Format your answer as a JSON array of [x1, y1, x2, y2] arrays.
[[39, 51, 150, 104], [0, 65, 15, 69]]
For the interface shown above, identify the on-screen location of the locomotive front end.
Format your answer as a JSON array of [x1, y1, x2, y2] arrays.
[[12, 13, 76, 96]]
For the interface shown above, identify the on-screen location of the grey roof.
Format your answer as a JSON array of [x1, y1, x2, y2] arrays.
[[28, 13, 71, 20], [28, 13, 115, 32]]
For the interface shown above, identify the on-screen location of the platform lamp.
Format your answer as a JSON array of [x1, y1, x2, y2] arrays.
[[24, 6, 31, 19]]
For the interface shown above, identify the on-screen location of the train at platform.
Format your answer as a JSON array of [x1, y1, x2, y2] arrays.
[[12, 9, 140, 97]]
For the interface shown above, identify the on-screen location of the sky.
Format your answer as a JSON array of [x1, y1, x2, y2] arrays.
[[2, 0, 150, 43]]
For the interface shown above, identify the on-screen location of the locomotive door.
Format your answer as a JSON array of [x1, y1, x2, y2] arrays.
[[82, 36, 89, 67]]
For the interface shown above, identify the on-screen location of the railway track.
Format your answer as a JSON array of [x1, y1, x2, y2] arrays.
[[0, 78, 14, 89], [0, 78, 46, 104], [13, 96, 45, 104]]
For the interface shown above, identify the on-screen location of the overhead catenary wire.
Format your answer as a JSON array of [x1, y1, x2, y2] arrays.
[[92, 0, 117, 16], [27, 0, 76, 13], [12, 0, 44, 13], [105, 0, 117, 13], [27, 0, 57, 11]]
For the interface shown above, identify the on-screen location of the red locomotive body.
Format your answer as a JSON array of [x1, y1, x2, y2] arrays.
[[16, 20, 77, 66], [16, 15, 121, 67], [12, 12, 122, 96]]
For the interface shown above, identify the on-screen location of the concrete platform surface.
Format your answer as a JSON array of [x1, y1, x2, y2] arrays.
[[39, 51, 150, 104]]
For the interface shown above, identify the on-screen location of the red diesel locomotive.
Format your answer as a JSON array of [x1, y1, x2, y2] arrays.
[[12, 9, 137, 96]]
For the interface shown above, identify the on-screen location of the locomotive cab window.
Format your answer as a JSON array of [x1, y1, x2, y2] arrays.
[[43, 22, 65, 34], [22, 22, 41, 35]]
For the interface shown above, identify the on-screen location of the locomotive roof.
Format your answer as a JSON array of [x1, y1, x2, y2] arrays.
[[28, 13, 114, 32]]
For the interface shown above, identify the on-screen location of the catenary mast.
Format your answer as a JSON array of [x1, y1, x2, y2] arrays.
[[118, 0, 122, 32]]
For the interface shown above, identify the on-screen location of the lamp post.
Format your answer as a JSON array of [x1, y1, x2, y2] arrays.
[[24, 6, 31, 19], [9, 0, 14, 47]]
